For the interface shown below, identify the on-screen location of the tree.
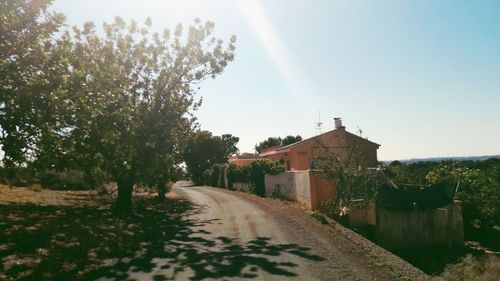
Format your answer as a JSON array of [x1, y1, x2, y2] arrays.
[[254, 135, 302, 153], [221, 134, 239, 157], [426, 163, 500, 229], [63, 18, 235, 210], [0, 0, 66, 182], [1, 0, 236, 211], [314, 137, 379, 218], [255, 137, 281, 153], [281, 135, 302, 146], [184, 131, 238, 185]]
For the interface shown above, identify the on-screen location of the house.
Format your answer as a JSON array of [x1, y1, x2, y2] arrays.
[[228, 153, 260, 166], [259, 119, 380, 171]]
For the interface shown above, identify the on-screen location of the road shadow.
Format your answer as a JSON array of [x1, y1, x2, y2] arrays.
[[0, 195, 324, 280]]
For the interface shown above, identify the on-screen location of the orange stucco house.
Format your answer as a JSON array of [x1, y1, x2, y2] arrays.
[[259, 123, 380, 171]]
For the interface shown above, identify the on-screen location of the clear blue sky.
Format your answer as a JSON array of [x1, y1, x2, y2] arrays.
[[52, 0, 500, 160]]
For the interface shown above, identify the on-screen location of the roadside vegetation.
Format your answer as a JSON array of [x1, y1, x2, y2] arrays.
[[307, 137, 499, 277], [0, 0, 236, 210], [385, 159, 500, 251]]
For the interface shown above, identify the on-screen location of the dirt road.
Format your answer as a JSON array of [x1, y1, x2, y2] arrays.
[[169, 183, 428, 281]]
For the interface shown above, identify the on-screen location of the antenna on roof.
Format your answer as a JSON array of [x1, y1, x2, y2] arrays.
[[315, 110, 323, 134], [356, 125, 363, 137]]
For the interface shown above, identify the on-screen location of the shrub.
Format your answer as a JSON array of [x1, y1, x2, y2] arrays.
[[30, 183, 43, 192], [38, 169, 87, 190], [226, 164, 250, 189], [226, 159, 285, 195]]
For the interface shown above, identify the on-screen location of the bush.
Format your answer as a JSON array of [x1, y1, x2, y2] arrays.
[[207, 164, 227, 187], [38, 169, 88, 190], [225, 159, 285, 195], [226, 164, 250, 189], [30, 183, 43, 192]]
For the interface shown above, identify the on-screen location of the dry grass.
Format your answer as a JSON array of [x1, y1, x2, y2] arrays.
[[0, 184, 99, 206], [434, 254, 500, 281]]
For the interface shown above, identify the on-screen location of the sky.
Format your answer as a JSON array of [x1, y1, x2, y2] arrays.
[[51, 0, 500, 161]]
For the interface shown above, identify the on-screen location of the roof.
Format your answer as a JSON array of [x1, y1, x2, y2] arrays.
[[259, 127, 380, 157], [229, 153, 260, 160]]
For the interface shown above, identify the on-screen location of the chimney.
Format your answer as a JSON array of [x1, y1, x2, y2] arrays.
[[334, 117, 343, 129]]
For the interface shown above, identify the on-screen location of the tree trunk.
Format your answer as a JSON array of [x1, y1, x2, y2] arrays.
[[157, 178, 167, 201], [116, 178, 135, 212]]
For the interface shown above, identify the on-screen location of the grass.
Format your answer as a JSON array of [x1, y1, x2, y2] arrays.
[[29, 184, 43, 192], [310, 211, 329, 225]]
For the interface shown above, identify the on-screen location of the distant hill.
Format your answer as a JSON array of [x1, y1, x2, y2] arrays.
[[385, 155, 500, 164]]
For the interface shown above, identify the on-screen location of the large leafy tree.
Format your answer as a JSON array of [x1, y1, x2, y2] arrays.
[[61, 18, 235, 210], [1, 0, 236, 211], [221, 134, 239, 156], [184, 131, 239, 185], [0, 0, 67, 180]]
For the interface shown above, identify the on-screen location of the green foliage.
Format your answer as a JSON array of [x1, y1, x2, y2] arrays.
[[254, 137, 281, 153], [1, 0, 236, 210], [316, 143, 381, 217], [37, 169, 88, 190], [384, 160, 438, 186], [208, 164, 226, 187], [226, 164, 250, 188], [225, 159, 284, 195], [426, 163, 500, 228], [0, 0, 67, 174], [310, 211, 329, 225], [281, 135, 303, 146], [254, 135, 302, 153], [184, 131, 239, 185], [383, 158, 500, 244], [221, 134, 240, 157], [250, 159, 285, 196], [30, 183, 43, 192]]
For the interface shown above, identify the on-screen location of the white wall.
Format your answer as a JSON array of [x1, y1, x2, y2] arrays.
[[265, 171, 312, 208], [294, 171, 311, 208]]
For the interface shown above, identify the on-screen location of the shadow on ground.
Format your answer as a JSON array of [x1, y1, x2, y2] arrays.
[[0, 195, 324, 280]]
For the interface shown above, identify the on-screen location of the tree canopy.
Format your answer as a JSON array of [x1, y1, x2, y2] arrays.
[[0, 0, 236, 210], [254, 135, 302, 153], [0, 0, 66, 177], [183, 131, 239, 185]]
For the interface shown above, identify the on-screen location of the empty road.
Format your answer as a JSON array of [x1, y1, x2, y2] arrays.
[[160, 183, 427, 281]]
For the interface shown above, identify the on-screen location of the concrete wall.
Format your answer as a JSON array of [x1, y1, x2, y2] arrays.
[[295, 172, 312, 207], [265, 171, 312, 208], [265, 170, 337, 210], [375, 201, 464, 250], [309, 171, 337, 210], [348, 200, 377, 227]]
